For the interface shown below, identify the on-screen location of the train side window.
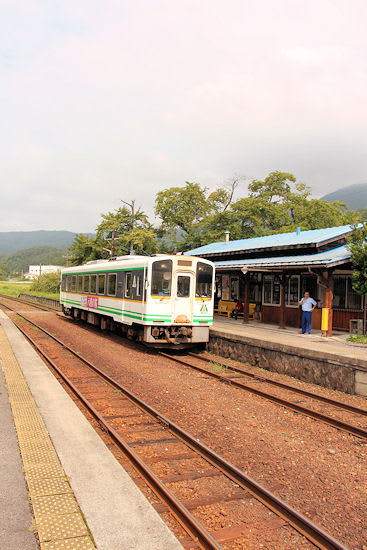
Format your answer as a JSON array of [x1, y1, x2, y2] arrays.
[[77, 275, 83, 292], [90, 275, 97, 294], [125, 273, 131, 297], [83, 275, 90, 294], [98, 274, 105, 295], [177, 275, 190, 297], [61, 276, 66, 291], [107, 274, 117, 296], [151, 260, 172, 296], [66, 276, 72, 291], [71, 276, 76, 292], [196, 262, 213, 298]]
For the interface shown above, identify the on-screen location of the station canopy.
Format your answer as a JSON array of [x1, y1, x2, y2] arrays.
[[185, 225, 355, 271]]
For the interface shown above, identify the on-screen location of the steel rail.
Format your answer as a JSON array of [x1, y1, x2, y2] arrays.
[[3, 305, 348, 550], [160, 352, 367, 441], [188, 352, 367, 418], [4, 312, 221, 549]]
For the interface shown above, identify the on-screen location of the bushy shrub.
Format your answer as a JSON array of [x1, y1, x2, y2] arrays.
[[31, 271, 61, 293]]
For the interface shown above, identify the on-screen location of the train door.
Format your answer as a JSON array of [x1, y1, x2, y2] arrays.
[[173, 272, 194, 322]]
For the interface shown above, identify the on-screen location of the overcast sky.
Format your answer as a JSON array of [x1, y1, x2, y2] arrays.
[[1, 0, 367, 232]]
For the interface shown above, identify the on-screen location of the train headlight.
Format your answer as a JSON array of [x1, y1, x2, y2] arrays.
[[174, 314, 190, 323]]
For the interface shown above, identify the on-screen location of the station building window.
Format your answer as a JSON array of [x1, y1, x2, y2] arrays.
[[107, 274, 117, 296], [215, 276, 222, 300], [285, 276, 300, 307], [263, 276, 281, 306], [333, 276, 362, 310], [230, 277, 239, 300], [301, 275, 318, 304]]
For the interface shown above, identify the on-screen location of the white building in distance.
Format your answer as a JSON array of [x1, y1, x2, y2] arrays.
[[25, 265, 62, 280]]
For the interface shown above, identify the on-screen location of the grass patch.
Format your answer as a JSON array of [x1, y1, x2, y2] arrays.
[[347, 334, 367, 344], [209, 361, 226, 372], [0, 282, 59, 300]]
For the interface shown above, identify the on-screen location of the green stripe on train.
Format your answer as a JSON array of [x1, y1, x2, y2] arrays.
[[63, 267, 145, 275], [61, 300, 173, 322]]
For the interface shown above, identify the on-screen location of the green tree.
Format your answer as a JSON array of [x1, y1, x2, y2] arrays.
[[31, 271, 61, 294], [155, 178, 241, 249], [96, 205, 158, 256], [0, 264, 9, 280], [247, 171, 310, 232], [228, 171, 360, 237], [155, 182, 208, 235], [348, 223, 367, 296], [69, 203, 159, 266], [357, 206, 367, 221], [68, 234, 103, 266], [293, 199, 360, 230], [348, 223, 367, 334]]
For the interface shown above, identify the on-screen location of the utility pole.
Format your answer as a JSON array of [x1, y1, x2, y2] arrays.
[[110, 230, 115, 257], [103, 230, 116, 258], [121, 199, 135, 255]]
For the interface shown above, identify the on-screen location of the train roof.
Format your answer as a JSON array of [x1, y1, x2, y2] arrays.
[[60, 255, 213, 273]]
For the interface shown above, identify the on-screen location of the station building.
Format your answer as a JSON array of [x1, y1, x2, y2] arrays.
[[187, 225, 364, 334], [25, 265, 62, 280]]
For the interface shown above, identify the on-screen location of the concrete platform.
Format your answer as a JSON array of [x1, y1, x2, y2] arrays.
[[209, 317, 367, 396], [0, 310, 183, 550], [0, 351, 38, 550]]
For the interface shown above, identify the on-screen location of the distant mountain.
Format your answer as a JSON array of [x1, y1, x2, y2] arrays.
[[1, 246, 66, 274], [321, 183, 367, 210], [0, 230, 90, 256]]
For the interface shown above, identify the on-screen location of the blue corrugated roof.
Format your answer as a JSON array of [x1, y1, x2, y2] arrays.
[[185, 225, 352, 256], [213, 245, 350, 270]]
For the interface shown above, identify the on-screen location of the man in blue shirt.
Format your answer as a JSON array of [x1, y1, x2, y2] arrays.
[[299, 292, 317, 334]]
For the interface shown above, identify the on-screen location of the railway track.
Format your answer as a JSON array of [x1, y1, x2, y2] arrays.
[[160, 351, 367, 441], [2, 293, 366, 441], [0, 301, 347, 550], [0, 293, 59, 312]]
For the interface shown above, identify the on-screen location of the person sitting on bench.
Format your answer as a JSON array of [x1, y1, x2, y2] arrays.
[[230, 301, 243, 320]]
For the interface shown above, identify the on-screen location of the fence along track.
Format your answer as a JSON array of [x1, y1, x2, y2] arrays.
[[0, 293, 60, 311], [1, 303, 347, 550]]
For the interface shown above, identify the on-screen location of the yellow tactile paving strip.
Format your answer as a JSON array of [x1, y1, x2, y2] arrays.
[[0, 326, 95, 549]]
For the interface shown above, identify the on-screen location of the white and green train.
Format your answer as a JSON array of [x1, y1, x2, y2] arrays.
[[60, 255, 214, 347]]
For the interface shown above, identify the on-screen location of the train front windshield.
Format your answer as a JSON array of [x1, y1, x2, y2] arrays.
[[151, 260, 172, 296], [196, 262, 213, 297]]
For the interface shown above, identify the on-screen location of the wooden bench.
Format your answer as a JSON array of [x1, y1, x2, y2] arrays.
[[214, 301, 256, 320]]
